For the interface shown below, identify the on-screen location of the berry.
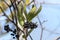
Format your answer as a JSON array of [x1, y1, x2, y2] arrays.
[[31, 23, 37, 29], [4, 25, 10, 32], [13, 37, 15, 39], [13, 29, 16, 34], [16, 35, 19, 38], [11, 33, 14, 36], [29, 22, 33, 26], [23, 21, 37, 29], [23, 22, 29, 28], [29, 22, 37, 29], [24, 22, 29, 26]]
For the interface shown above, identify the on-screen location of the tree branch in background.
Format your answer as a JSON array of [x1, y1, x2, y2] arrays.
[[29, 34, 33, 40], [37, 16, 44, 40], [56, 37, 60, 40]]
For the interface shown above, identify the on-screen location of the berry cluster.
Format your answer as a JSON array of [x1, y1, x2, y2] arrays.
[[4, 25, 19, 39], [11, 33, 19, 39], [4, 25, 12, 32], [23, 22, 37, 29]]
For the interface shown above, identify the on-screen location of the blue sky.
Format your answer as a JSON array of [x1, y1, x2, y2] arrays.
[[30, 0, 60, 40], [0, 0, 60, 40]]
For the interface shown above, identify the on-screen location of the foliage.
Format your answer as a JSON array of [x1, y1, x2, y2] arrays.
[[0, 0, 42, 40]]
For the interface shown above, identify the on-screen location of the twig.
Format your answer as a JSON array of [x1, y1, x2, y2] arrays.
[[0, 7, 13, 22], [56, 37, 60, 40], [44, 28, 60, 40], [0, 6, 24, 34], [10, 0, 17, 24], [29, 34, 33, 40], [37, 16, 44, 40], [10, 1, 23, 40], [14, 3, 23, 40], [45, 28, 60, 34], [4, 1, 14, 20]]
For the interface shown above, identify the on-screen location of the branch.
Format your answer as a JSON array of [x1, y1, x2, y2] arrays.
[[4, 1, 14, 20], [45, 28, 60, 34], [29, 34, 33, 40], [56, 37, 60, 40], [0, 6, 24, 34], [37, 16, 44, 40], [0, 7, 13, 22], [10, 0, 18, 27]]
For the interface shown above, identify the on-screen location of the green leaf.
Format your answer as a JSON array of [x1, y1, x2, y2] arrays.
[[23, 5, 28, 20], [27, 6, 36, 21], [35, 5, 42, 15], [17, 3, 25, 26], [25, 0, 30, 5], [27, 5, 42, 22], [18, 16, 25, 26], [22, 35, 26, 38]]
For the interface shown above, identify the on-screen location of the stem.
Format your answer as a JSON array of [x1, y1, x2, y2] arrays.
[[0, 1, 25, 40], [10, 0, 17, 24], [29, 34, 33, 40], [56, 37, 60, 40], [0, 6, 24, 35], [40, 28, 43, 40], [37, 16, 44, 40], [4, 1, 14, 20], [24, 28, 28, 40]]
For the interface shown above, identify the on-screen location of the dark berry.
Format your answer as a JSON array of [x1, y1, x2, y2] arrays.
[[13, 37, 15, 39], [11, 33, 14, 36], [23, 21, 37, 29], [13, 29, 16, 34], [29, 22, 33, 26], [32, 4, 34, 8], [4, 25, 10, 32], [9, 29, 13, 32], [16, 35, 19, 38], [34, 24, 37, 28], [30, 22, 37, 29], [23, 21, 31, 28]]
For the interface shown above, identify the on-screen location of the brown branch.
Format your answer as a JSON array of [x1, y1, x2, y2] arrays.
[[14, 2, 20, 40], [10, 0, 18, 28], [0, 6, 24, 34], [9, 1, 25, 40], [0, 7, 13, 22], [10, 0, 16, 16], [4, 1, 14, 21]]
